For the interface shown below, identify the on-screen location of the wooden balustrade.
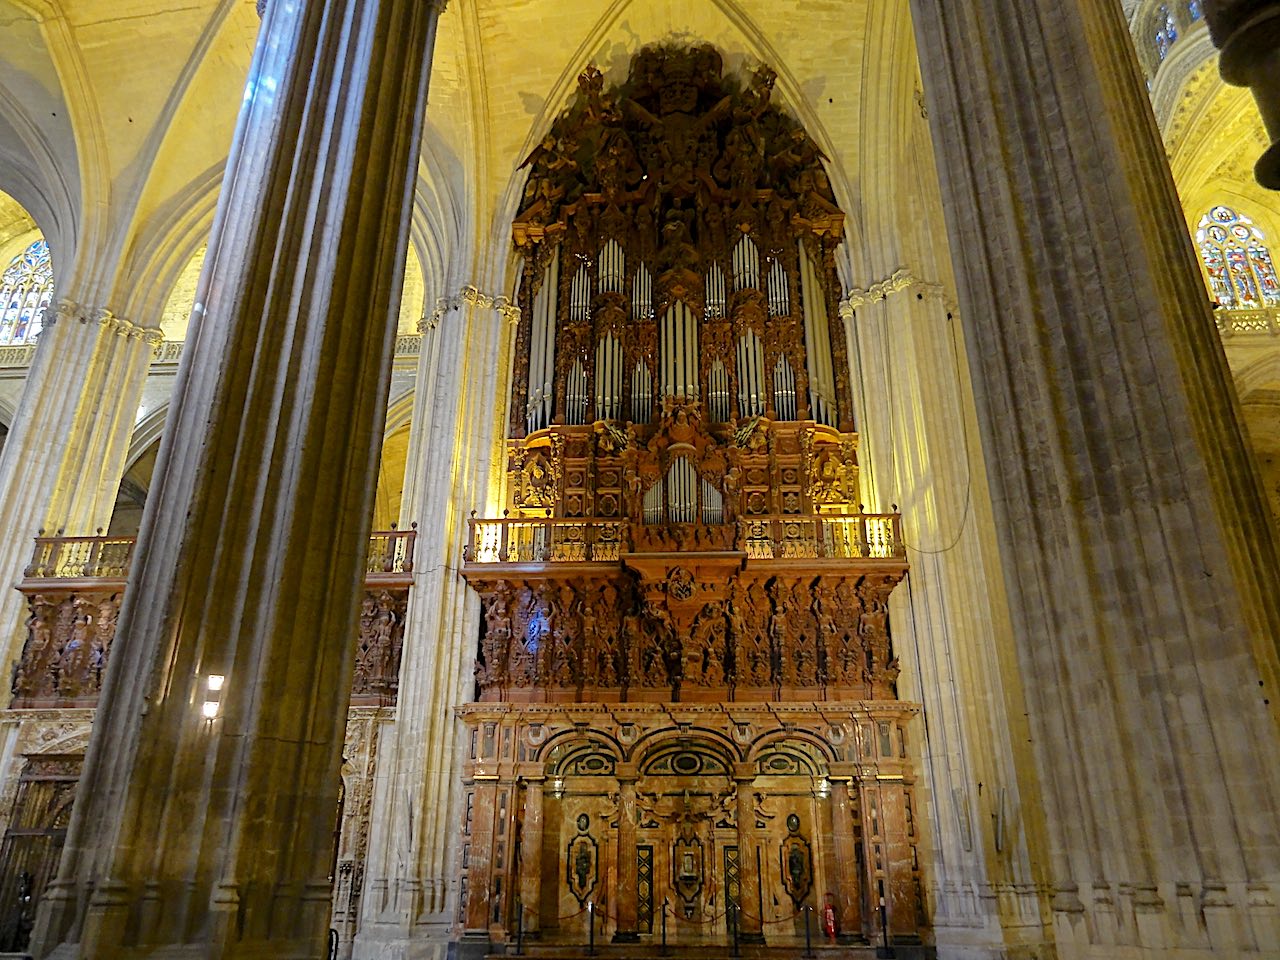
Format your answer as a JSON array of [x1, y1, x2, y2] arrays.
[[464, 512, 905, 564], [464, 516, 627, 564], [737, 513, 904, 561], [23, 527, 417, 586], [10, 528, 417, 709]]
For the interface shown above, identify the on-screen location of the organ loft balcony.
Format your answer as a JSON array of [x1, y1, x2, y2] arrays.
[[9, 526, 417, 710], [462, 399, 908, 704]]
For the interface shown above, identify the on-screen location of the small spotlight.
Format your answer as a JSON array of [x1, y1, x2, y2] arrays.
[[207, 674, 225, 692], [201, 701, 219, 720]]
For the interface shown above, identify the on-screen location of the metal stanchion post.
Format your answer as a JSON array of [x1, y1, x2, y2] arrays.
[[876, 879, 895, 959], [730, 902, 740, 958], [803, 904, 815, 958], [661, 898, 669, 957], [516, 901, 524, 956], [588, 901, 595, 957]]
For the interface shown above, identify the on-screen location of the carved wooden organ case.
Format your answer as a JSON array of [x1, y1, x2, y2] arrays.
[[458, 46, 925, 949]]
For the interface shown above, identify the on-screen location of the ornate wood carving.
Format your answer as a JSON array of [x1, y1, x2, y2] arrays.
[[12, 586, 410, 709], [509, 44, 850, 439], [460, 44, 924, 949]]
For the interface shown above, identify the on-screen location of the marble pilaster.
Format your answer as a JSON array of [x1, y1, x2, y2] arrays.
[[733, 770, 765, 945], [611, 777, 639, 942], [517, 778, 544, 937], [28, 0, 444, 955], [910, 1, 1280, 956]]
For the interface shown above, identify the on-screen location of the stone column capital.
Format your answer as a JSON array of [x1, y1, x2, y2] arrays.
[[97, 309, 164, 348]]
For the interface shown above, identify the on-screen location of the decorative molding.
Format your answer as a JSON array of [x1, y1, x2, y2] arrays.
[[421, 285, 520, 332], [41, 299, 163, 350], [48, 298, 88, 328], [148, 332, 423, 369], [97, 310, 164, 348], [840, 268, 954, 315]]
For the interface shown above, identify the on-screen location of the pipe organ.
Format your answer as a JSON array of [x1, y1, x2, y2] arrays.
[[459, 45, 927, 955]]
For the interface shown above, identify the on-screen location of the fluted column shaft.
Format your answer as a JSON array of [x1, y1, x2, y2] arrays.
[[911, 0, 1280, 955], [354, 293, 512, 958], [1205, 1, 1280, 187], [29, 0, 443, 956], [0, 303, 160, 670]]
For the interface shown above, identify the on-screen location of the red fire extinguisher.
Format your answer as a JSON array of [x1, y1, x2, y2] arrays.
[[823, 894, 837, 941]]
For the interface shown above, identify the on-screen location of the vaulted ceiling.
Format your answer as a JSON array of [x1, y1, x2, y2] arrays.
[[0, 0, 1261, 334]]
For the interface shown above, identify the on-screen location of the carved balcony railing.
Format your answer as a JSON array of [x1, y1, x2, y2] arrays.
[[737, 513, 903, 561], [463, 512, 905, 565], [24, 535, 136, 583], [464, 516, 628, 564], [12, 527, 417, 710]]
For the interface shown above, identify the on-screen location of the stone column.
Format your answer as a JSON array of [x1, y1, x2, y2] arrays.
[[353, 293, 514, 959], [0, 303, 160, 670], [733, 771, 765, 944], [1206, 1, 1280, 187], [827, 779, 864, 943], [518, 778, 545, 938], [611, 776, 639, 942], [911, 1, 1280, 956], [28, 0, 444, 956]]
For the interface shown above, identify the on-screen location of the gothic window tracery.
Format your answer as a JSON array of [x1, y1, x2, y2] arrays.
[[0, 239, 52, 345], [1155, 4, 1177, 60], [1196, 205, 1280, 308]]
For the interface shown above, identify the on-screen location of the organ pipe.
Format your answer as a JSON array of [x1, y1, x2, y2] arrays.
[[732, 236, 760, 290], [736, 331, 765, 417], [570, 262, 591, 322], [773, 356, 797, 421], [706, 263, 727, 318], [526, 251, 559, 433], [800, 240, 836, 426], [633, 265, 652, 318], [599, 240, 625, 293], [595, 334, 622, 421], [660, 301, 699, 401], [767, 259, 790, 316], [708, 360, 730, 422]]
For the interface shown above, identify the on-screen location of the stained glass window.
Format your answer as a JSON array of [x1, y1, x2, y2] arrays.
[[1155, 4, 1177, 60], [1188, 1, 1202, 21], [1197, 206, 1280, 309], [0, 239, 52, 345]]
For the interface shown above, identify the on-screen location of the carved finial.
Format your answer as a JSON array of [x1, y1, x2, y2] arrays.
[[502, 509, 509, 518], [96, 528, 104, 536], [891, 503, 899, 513], [390, 522, 397, 531], [411, 521, 418, 530]]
